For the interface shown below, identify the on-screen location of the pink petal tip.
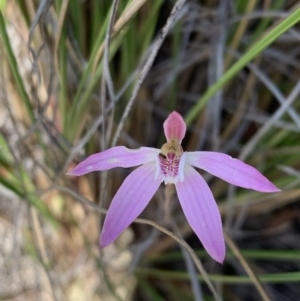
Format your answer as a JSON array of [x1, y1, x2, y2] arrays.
[[99, 162, 161, 247], [163, 111, 186, 143], [175, 165, 226, 263]]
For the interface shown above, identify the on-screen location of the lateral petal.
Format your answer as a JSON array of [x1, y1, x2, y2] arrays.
[[100, 162, 161, 247], [187, 152, 280, 192], [175, 165, 225, 263], [163, 111, 186, 143], [68, 146, 159, 176]]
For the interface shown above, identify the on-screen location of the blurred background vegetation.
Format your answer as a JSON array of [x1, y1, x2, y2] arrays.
[[1, 0, 300, 300]]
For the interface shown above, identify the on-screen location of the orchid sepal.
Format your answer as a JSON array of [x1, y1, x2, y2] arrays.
[[100, 162, 161, 247], [68, 146, 159, 176], [186, 151, 280, 193]]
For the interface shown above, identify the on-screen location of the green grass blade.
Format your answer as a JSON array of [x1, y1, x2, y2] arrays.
[[138, 278, 165, 301], [137, 268, 300, 284], [0, 11, 34, 122], [146, 249, 300, 263]]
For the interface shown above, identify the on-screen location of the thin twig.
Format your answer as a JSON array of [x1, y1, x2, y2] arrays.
[[30, 207, 57, 301], [227, 49, 300, 129], [153, 2, 194, 100], [100, 0, 119, 152], [99, 0, 119, 211], [112, 0, 187, 147], [239, 80, 300, 161], [224, 105, 300, 132]]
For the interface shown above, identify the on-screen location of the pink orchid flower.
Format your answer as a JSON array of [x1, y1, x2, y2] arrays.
[[68, 111, 280, 263]]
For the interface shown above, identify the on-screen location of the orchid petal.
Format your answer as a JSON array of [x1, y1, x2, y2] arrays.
[[187, 152, 280, 193], [100, 162, 161, 247], [68, 146, 159, 176], [163, 111, 186, 143], [175, 164, 225, 263]]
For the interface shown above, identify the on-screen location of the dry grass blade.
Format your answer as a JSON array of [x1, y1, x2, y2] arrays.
[[29, 208, 56, 301], [221, 57, 261, 141], [54, 0, 70, 80], [224, 0, 258, 68], [137, 218, 221, 301], [170, 221, 204, 301], [224, 232, 271, 301], [92, 0, 149, 73]]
